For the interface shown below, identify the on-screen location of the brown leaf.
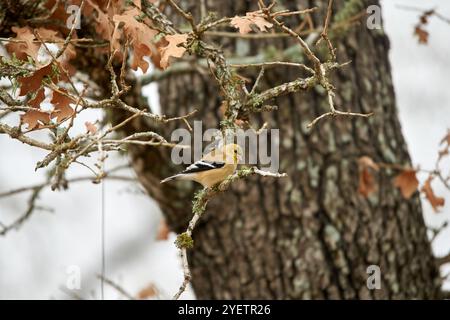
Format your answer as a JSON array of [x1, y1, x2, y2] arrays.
[[358, 156, 379, 171], [230, 16, 253, 34], [28, 88, 46, 108], [85, 0, 113, 42], [358, 167, 377, 198], [34, 27, 77, 76], [421, 177, 445, 212], [130, 42, 152, 72], [21, 109, 51, 130], [113, 8, 158, 72], [420, 10, 434, 25], [438, 148, 449, 161], [357, 156, 379, 198], [6, 26, 41, 61], [36, 27, 61, 42], [150, 38, 167, 70], [159, 34, 188, 70], [156, 219, 170, 240], [85, 121, 97, 134], [230, 12, 273, 34], [44, 0, 71, 28], [414, 26, 429, 44], [18, 64, 54, 96], [393, 169, 419, 199], [50, 90, 75, 123], [250, 15, 273, 32]]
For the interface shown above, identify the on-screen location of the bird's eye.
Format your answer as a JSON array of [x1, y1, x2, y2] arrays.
[[234, 150, 238, 154]]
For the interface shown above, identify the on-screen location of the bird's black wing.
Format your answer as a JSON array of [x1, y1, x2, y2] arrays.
[[181, 160, 225, 174]]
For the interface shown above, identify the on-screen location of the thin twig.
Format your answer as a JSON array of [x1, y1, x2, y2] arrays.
[[97, 275, 136, 300]]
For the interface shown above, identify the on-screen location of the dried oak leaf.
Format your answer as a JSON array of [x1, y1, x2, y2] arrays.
[[113, 8, 158, 72], [6, 26, 41, 61], [50, 90, 75, 123], [85, 121, 98, 134], [44, 0, 71, 27], [18, 64, 54, 96], [35, 27, 77, 76], [358, 168, 377, 198], [230, 12, 273, 34], [421, 177, 445, 212], [159, 34, 188, 70], [36, 27, 60, 42], [84, 0, 113, 42], [414, 26, 429, 44], [438, 148, 449, 161], [393, 169, 419, 199], [28, 88, 46, 108], [137, 284, 157, 299], [419, 10, 434, 25], [230, 16, 253, 34], [249, 15, 273, 32], [150, 37, 167, 70], [358, 156, 379, 198], [156, 219, 170, 240], [21, 109, 51, 130], [358, 156, 380, 171]]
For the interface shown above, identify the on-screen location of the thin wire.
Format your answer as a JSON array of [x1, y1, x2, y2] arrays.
[[101, 178, 105, 300]]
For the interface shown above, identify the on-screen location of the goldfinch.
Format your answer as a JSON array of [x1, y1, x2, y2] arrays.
[[161, 144, 243, 188]]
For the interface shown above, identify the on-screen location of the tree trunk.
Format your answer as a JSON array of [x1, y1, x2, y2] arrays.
[[124, 0, 442, 298]]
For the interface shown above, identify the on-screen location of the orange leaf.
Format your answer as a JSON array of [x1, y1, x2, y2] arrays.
[[249, 15, 273, 32], [36, 27, 61, 42], [149, 38, 167, 70], [230, 12, 273, 34], [393, 169, 419, 199], [18, 64, 54, 96], [50, 90, 75, 123], [84, 0, 113, 42], [28, 88, 46, 108], [230, 16, 253, 34], [112, 8, 158, 72], [357, 156, 378, 198], [34, 27, 77, 76], [159, 34, 188, 70], [85, 121, 97, 134], [414, 26, 429, 44], [156, 219, 170, 240], [6, 26, 41, 61], [358, 167, 377, 198], [130, 42, 152, 72], [358, 156, 379, 171], [137, 284, 157, 299], [421, 177, 445, 212], [44, 0, 71, 28], [438, 148, 449, 161], [21, 109, 51, 130]]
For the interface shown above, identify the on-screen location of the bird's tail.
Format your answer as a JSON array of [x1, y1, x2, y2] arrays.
[[160, 174, 180, 184]]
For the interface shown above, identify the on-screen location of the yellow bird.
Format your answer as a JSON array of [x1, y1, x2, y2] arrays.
[[161, 144, 243, 188]]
